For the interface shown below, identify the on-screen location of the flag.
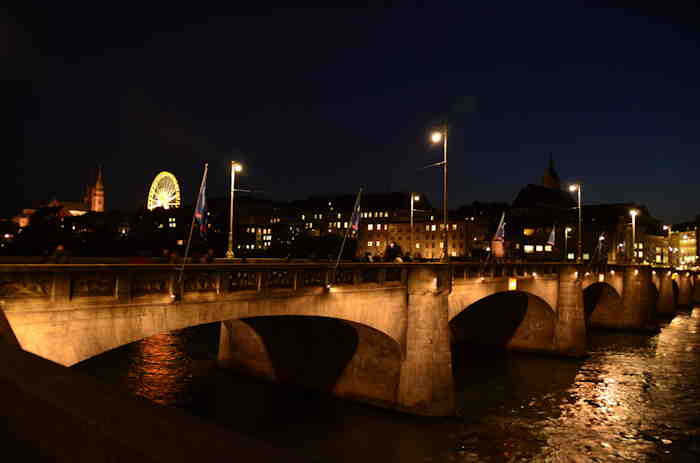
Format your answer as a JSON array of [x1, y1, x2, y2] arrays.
[[547, 225, 556, 246], [193, 171, 207, 238], [493, 212, 505, 241], [491, 212, 506, 258], [349, 189, 362, 233]]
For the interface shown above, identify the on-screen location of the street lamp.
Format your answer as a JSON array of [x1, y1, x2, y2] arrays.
[[565, 227, 572, 260], [569, 184, 582, 262], [410, 193, 420, 256], [629, 209, 638, 264], [431, 128, 448, 261], [225, 162, 243, 259]]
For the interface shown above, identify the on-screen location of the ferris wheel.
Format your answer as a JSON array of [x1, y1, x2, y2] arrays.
[[147, 171, 181, 210]]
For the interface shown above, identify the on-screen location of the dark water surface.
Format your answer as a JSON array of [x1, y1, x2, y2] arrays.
[[75, 309, 700, 462]]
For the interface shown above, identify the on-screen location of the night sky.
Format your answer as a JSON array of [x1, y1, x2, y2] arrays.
[[4, 3, 700, 223]]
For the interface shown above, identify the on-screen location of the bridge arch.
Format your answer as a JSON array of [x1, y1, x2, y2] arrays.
[[583, 282, 623, 327], [449, 290, 556, 353], [219, 315, 403, 405], [8, 288, 406, 367]]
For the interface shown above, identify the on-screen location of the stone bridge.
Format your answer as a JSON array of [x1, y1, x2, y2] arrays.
[[0, 262, 698, 416]]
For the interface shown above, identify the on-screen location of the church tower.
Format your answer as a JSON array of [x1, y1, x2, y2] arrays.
[[541, 154, 561, 190], [87, 166, 105, 212]]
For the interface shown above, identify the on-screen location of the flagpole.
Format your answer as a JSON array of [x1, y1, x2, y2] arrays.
[[332, 188, 362, 286], [179, 163, 208, 289]]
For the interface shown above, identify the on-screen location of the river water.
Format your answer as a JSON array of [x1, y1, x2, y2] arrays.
[[75, 308, 700, 462]]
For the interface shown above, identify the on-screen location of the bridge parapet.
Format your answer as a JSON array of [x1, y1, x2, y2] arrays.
[[0, 263, 416, 310]]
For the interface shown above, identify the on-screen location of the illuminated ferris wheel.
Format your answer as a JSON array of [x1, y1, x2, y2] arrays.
[[146, 171, 181, 210]]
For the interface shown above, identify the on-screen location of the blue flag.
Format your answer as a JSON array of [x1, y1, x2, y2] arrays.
[[194, 177, 207, 238]]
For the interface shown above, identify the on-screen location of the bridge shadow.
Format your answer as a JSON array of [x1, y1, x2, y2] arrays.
[[450, 291, 556, 353], [583, 282, 620, 325], [450, 292, 529, 347], [242, 316, 359, 393], [0, 308, 20, 347]]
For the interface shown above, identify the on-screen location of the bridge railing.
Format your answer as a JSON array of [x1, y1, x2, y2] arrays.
[[0, 262, 689, 309], [0, 263, 416, 308]]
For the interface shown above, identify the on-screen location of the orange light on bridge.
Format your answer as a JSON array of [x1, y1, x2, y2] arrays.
[[508, 278, 517, 291], [610, 270, 615, 275], [532, 272, 537, 277], [652, 270, 656, 275], [634, 269, 639, 276]]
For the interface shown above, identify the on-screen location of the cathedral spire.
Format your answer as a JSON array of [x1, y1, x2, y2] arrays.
[[542, 153, 561, 190]]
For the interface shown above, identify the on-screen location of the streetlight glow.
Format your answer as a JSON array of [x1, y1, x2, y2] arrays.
[[414, 195, 420, 201], [629, 209, 638, 263], [569, 183, 583, 262], [226, 161, 244, 259], [431, 132, 442, 143]]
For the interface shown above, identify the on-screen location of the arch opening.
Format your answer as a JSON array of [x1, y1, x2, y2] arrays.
[[220, 316, 402, 403], [449, 291, 556, 354], [583, 282, 623, 327]]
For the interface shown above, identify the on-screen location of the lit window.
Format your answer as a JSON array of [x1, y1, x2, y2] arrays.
[[431, 225, 437, 231], [452, 224, 457, 230], [384, 212, 389, 217], [545, 245, 552, 252], [430, 216, 434, 221], [524, 245, 534, 253], [425, 225, 430, 231], [656, 255, 662, 263], [375, 241, 381, 247], [523, 228, 535, 236], [536, 245, 543, 252], [451, 251, 457, 256], [567, 252, 575, 260], [583, 253, 590, 260], [439, 242, 444, 248], [637, 251, 643, 258], [368, 224, 374, 231], [368, 241, 373, 246], [337, 213, 341, 219], [343, 222, 348, 228], [415, 243, 420, 249]]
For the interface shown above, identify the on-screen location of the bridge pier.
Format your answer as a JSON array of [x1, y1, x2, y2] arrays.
[[677, 273, 693, 309], [554, 265, 586, 357], [656, 272, 676, 316], [693, 275, 700, 305], [620, 267, 656, 329], [397, 267, 454, 416]]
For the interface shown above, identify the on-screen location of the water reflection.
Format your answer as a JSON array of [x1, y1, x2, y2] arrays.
[[128, 333, 192, 405], [76, 309, 700, 462]]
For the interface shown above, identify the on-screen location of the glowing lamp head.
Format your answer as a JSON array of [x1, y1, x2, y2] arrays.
[[413, 195, 420, 201], [629, 209, 638, 218], [565, 227, 572, 232], [232, 163, 243, 172], [569, 184, 579, 192], [663, 225, 669, 231], [431, 132, 442, 143]]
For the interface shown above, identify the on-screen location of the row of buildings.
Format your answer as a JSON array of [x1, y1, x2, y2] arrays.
[[2, 163, 698, 267]]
